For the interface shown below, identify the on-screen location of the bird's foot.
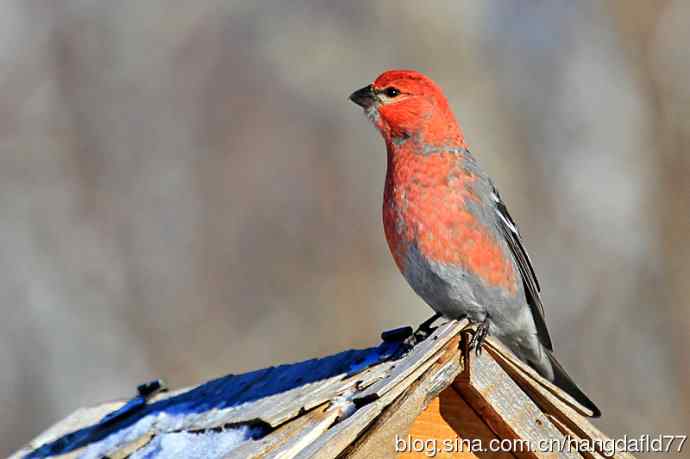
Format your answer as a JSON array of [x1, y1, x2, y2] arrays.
[[468, 318, 490, 356]]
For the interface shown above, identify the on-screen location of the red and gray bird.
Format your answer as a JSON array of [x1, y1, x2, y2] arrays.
[[349, 69, 600, 417]]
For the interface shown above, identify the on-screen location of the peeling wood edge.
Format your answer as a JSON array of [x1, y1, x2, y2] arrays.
[[484, 338, 593, 416], [454, 383, 547, 459], [108, 432, 156, 459], [353, 319, 468, 402], [340, 335, 463, 458], [546, 415, 605, 459], [8, 402, 126, 459], [226, 403, 334, 458], [295, 335, 463, 458], [482, 340, 636, 459], [11, 320, 631, 459], [267, 410, 341, 459], [455, 341, 581, 459]]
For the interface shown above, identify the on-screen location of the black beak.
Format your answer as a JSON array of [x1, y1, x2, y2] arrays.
[[349, 84, 377, 109]]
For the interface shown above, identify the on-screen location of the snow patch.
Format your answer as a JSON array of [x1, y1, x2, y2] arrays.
[[78, 412, 251, 459], [130, 427, 250, 459]]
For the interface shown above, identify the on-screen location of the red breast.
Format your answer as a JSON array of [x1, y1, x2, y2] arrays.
[[360, 70, 517, 293], [383, 143, 518, 294]]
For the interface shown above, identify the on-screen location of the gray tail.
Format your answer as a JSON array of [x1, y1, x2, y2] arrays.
[[546, 350, 601, 417]]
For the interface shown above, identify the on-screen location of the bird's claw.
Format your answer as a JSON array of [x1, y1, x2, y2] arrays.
[[469, 320, 490, 356]]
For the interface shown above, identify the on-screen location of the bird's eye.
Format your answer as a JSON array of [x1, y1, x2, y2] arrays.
[[383, 87, 401, 98]]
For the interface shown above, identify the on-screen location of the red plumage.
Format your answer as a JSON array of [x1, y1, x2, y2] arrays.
[[382, 135, 518, 294], [349, 69, 601, 417]]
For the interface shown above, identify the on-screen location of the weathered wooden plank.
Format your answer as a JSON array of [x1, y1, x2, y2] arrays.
[[14, 319, 629, 459], [294, 362, 443, 458], [344, 360, 398, 391], [484, 339, 594, 417], [21, 342, 405, 458], [108, 432, 156, 459], [546, 415, 605, 459], [483, 339, 635, 459], [297, 334, 463, 459], [8, 401, 125, 459], [180, 348, 381, 430], [455, 332, 581, 459], [265, 409, 341, 459], [227, 403, 335, 458], [353, 320, 467, 403], [254, 360, 398, 430], [343, 335, 463, 459]]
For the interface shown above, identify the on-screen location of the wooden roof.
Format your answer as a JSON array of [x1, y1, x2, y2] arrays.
[[12, 319, 633, 459]]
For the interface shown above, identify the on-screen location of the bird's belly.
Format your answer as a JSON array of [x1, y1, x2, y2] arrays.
[[400, 242, 488, 322], [394, 239, 526, 330], [383, 189, 518, 297], [383, 189, 521, 323]]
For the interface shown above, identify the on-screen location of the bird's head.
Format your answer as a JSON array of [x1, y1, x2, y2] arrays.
[[349, 70, 465, 147]]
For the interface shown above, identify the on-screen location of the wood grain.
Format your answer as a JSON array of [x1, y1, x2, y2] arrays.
[[483, 339, 635, 459], [455, 337, 581, 459], [400, 386, 515, 459], [354, 320, 468, 403], [344, 335, 463, 459], [228, 403, 334, 458], [297, 344, 456, 458]]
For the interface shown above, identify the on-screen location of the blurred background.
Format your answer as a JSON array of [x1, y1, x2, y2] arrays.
[[1, 1, 689, 457]]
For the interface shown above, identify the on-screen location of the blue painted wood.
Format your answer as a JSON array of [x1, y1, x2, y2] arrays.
[[25, 338, 408, 458]]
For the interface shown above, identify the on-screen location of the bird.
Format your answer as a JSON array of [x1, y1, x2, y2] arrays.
[[349, 69, 601, 417]]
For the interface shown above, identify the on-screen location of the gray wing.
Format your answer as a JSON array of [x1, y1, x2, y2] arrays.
[[490, 184, 553, 351]]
